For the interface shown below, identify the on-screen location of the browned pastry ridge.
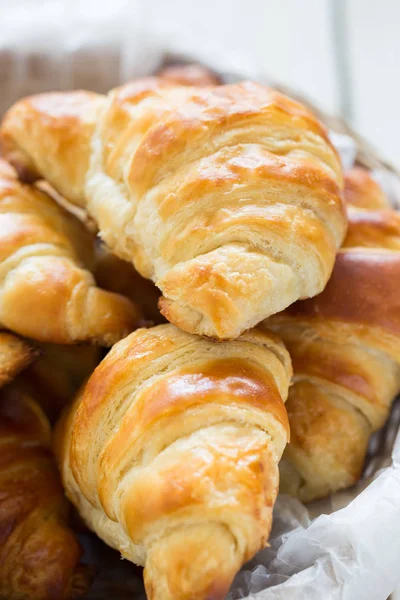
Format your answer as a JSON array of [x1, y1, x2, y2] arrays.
[[1, 79, 346, 339], [23, 343, 101, 422], [344, 166, 390, 210], [0, 334, 90, 599], [263, 168, 400, 502], [156, 63, 221, 87], [93, 241, 164, 326], [54, 324, 292, 600], [0, 331, 37, 388], [0, 381, 91, 600], [0, 159, 140, 344]]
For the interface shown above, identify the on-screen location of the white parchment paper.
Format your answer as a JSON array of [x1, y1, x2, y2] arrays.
[[1, 5, 400, 598]]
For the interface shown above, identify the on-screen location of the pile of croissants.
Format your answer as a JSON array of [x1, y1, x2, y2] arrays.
[[0, 62, 398, 600]]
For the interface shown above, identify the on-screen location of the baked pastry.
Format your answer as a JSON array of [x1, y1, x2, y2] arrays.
[[264, 169, 400, 501], [0, 381, 90, 599], [36, 179, 98, 238], [343, 168, 399, 250], [0, 159, 140, 344], [0, 324, 91, 597], [54, 324, 291, 600], [94, 242, 164, 325], [0, 331, 37, 388], [344, 166, 390, 210], [23, 343, 101, 422], [1, 79, 346, 339], [156, 63, 221, 86]]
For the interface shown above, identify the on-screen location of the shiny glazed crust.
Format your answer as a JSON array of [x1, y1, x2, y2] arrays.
[[1, 79, 346, 339], [0, 159, 140, 344], [0, 332, 37, 388], [23, 343, 101, 422], [0, 383, 89, 599], [54, 323, 292, 600], [157, 63, 221, 86], [93, 242, 164, 325], [265, 170, 400, 501], [265, 314, 400, 501], [344, 167, 390, 210]]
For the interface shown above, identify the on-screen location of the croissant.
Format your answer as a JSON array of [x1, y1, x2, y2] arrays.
[[23, 343, 101, 422], [93, 241, 164, 325], [156, 63, 221, 86], [1, 79, 346, 339], [0, 331, 37, 388], [0, 381, 90, 599], [264, 168, 400, 502], [344, 166, 390, 210], [0, 159, 140, 344], [54, 323, 291, 600]]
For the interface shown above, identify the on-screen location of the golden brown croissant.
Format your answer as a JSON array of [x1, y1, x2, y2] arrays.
[[264, 169, 400, 501], [54, 323, 291, 600], [0, 159, 140, 344], [0, 381, 90, 599], [344, 166, 390, 210], [23, 343, 101, 422], [156, 63, 221, 86], [1, 80, 346, 339], [343, 168, 400, 250], [93, 241, 164, 325], [0, 331, 37, 388]]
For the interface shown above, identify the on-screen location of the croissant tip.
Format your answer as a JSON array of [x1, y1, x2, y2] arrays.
[[68, 564, 95, 598], [0, 141, 39, 183]]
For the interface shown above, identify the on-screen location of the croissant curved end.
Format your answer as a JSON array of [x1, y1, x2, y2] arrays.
[[144, 523, 241, 600]]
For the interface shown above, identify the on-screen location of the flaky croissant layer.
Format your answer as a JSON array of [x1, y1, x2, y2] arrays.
[[0, 331, 37, 388], [54, 324, 292, 600], [1, 78, 346, 339], [0, 159, 140, 345], [265, 168, 400, 502], [0, 383, 89, 599]]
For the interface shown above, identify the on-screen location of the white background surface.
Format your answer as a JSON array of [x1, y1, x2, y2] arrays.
[[146, 0, 400, 166]]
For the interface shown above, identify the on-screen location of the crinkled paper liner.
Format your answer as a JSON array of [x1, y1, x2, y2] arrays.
[[1, 9, 400, 598]]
